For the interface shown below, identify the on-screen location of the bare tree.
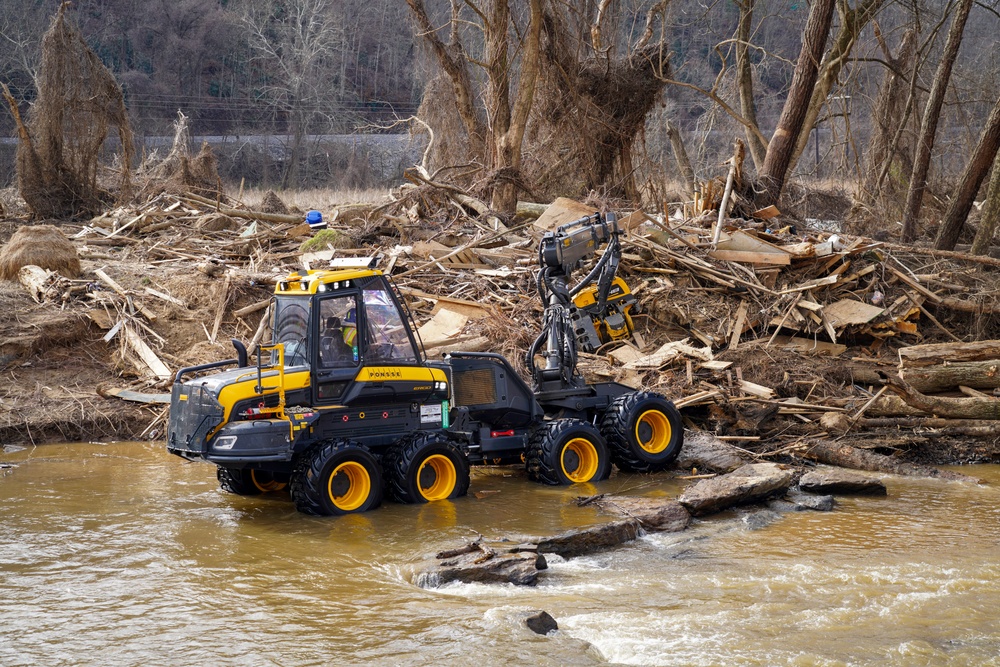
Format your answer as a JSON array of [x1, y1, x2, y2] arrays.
[[757, 0, 838, 207], [241, 0, 345, 188], [971, 150, 1000, 255], [934, 95, 1000, 250], [899, 0, 974, 242]]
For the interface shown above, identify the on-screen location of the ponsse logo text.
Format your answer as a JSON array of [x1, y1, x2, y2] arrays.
[[368, 368, 403, 380]]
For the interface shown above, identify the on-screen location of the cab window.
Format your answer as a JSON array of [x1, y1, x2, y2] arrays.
[[363, 287, 417, 363], [318, 295, 359, 368], [272, 297, 311, 367]]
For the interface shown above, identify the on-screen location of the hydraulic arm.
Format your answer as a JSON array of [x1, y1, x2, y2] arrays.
[[527, 212, 635, 395]]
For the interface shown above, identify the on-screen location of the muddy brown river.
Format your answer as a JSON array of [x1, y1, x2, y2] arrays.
[[1, 441, 998, 666]]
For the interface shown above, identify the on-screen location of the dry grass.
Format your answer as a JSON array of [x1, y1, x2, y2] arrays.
[[227, 186, 391, 215], [0, 224, 80, 280]]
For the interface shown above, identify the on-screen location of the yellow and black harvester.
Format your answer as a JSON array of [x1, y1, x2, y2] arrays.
[[167, 212, 683, 515]]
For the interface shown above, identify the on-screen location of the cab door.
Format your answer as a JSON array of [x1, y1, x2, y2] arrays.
[[312, 293, 361, 405]]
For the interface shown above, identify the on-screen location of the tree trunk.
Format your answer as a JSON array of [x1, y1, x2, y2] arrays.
[[901, 360, 1000, 393], [406, 0, 486, 159], [934, 95, 1000, 250], [486, 0, 543, 215], [882, 372, 1000, 420], [858, 28, 917, 207], [899, 0, 974, 242], [788, 0, 886, 175], [735, 0, 767, 170], [971, 150, 1000, 254], [665, 117, 696, 195], [898, 339, 1000, 366], [757, 0, 837, 207]]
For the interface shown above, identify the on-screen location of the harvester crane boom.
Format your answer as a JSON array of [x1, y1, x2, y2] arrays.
[[528, 212, 624, 395]]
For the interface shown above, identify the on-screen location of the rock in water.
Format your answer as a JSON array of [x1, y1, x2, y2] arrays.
[[536, 520, 644, 559], [525, 611, 558, 635], [416, 550, 541, 587], [800, 468, 887, 496], [678, 463, 796, 516]]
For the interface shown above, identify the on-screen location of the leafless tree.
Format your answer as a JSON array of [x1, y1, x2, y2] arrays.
[[240, 0, 345, 188], [934, 95, 1000, 250], [899, 0, 974, 242]]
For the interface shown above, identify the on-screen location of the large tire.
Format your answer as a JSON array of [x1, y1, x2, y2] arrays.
[[526, 419, 612, 486], [385, 432, 471, 503], [600, 391, 683, 473], [290, 441, 383, 516], [217, 467, 288, 495]]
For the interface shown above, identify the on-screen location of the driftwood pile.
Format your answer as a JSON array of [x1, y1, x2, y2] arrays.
[[6, 178, 1000, 466]]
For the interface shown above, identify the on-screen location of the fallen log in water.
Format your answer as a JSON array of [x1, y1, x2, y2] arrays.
[[802, 440, 982, 483]]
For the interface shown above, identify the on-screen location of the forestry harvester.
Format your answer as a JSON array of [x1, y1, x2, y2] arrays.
[[166, 212, 683, 515]]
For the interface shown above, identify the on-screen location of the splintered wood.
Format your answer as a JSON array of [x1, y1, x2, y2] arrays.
[[35, 184, 1000, 460]]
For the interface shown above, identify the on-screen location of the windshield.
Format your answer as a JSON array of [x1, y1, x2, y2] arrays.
[[272, 296, 311, 367]]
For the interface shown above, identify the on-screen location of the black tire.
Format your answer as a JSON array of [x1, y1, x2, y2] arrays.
[[290, 441, 383, 516], [600, 391, 683, 473], [217, 467, 288, 495], [385, 432, 471, 504], [526, 419, 612, 486]]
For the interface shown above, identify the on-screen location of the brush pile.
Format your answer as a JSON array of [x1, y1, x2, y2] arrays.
[[2, 175, 1000, 468]]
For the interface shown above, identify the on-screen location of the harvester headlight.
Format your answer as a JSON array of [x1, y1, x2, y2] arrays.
[[317, 283, 328, 293], [214, 436, 238, 450]]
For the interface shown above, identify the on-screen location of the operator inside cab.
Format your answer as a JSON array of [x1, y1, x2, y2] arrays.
[[319, 296, 359, 367]]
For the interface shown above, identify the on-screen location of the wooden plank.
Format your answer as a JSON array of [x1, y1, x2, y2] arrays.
[[144, 287, 187, 307], [210, 273, 233, 344], [708, 249, 791, 265], [823, 299, 885, 327], [728, 301, 748, 350], [94, 268, 157, 322], [777, 275, 839, 294], [100, 387, 171, 404], [886, 265, 942, 303], [123, 326, 171, 380]]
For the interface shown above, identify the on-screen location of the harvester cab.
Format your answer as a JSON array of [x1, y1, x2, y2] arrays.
[[167, 212, 683, 517]]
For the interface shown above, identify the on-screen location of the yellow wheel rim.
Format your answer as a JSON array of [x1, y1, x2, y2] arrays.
[[635, 409, 671, 454], [327, 461, 371, 511], [560, 438, 600, 482], [417, 454, 457, 501], [251, 470, 287, 493]]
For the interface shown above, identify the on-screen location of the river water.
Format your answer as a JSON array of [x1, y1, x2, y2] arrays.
[[1, 441, 998, 666]]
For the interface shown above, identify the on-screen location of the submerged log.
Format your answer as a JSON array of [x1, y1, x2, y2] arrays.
[[803, 440, 982, 483], [536, 520, 644, 559]]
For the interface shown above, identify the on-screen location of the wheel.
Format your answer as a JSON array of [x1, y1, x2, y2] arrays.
[[600, 391, 683, 473], [290, 441, 383, 516], [526, 419, 612, 485], [217, 467, 288, 495], [386, 432, 471, 503]]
